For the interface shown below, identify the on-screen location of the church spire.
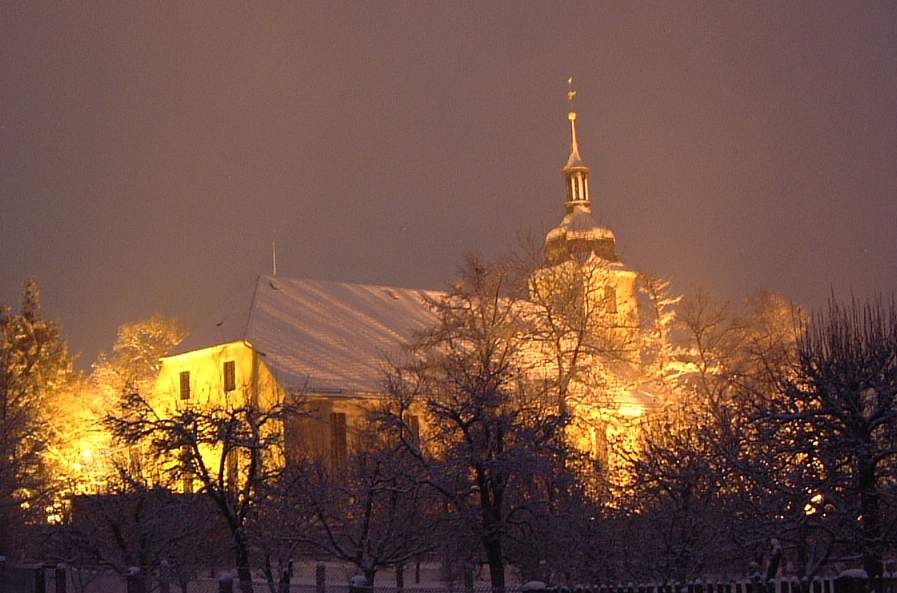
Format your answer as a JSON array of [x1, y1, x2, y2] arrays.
[[563, 77, 591, 214]]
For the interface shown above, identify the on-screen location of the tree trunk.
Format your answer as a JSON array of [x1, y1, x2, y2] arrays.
[[235, 533, 254, 593], [480, 479, 505, 593], [262, 554, 276, 593], [796, 524, 808, 591], [484, 536, 505, 593], [859, 455, 883, 593]]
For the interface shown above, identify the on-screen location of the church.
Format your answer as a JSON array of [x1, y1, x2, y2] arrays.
[[150, 88, 659, 483]]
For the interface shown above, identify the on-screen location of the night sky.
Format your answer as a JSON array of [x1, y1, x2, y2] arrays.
[[2, 2, 896, 366]]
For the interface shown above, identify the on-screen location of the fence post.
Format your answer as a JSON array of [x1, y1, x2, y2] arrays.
[[126, 567, 145, 593], [55, 563, 66, 593], [316, 562, 327, 593], [279, 566, 289, 593], [396, 563, 405, 593], [219, 574, 234, 593], [159, 560, 171, 593], [35, 566, 46, 593], [834, 571, 868, 593], [279, 559, 294, 593], [464, 563, 475, 593], [349, 575, 369, 593]]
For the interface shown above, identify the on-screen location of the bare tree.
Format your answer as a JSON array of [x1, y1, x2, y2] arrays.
[[279, 417, 435, 586], [759, 298, 897, 588], [383, 256, 576, 592], [106, 387, 301, 593], [612, 292, 813, 582], [615, 397, 729, 582], [57, 465, 223, 591], [523, 247, 639, 414]]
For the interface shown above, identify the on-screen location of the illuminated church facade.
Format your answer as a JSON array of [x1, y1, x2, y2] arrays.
[[150, 88, 658, 482]]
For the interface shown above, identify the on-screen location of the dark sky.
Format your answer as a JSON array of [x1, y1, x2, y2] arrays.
[[2, 2, 896, 367]]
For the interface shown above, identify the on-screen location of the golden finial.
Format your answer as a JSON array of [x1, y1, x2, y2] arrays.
[[567, 76, 577, 122]]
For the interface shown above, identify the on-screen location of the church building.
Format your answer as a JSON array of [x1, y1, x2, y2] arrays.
[[150, 88, 657, 483]]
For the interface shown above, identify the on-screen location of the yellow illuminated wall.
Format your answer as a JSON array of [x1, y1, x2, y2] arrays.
[[149, 340, 289, 490], [151, 340, 385, 487]]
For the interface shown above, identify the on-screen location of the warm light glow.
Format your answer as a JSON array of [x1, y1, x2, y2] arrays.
[[43, 387, 119, 499], [805, 492, 823, 515], [618, 403, 644, 417]]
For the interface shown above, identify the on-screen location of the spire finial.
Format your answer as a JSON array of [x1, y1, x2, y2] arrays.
[[562, 76, 590, 213], [565, 76, 582, 166]]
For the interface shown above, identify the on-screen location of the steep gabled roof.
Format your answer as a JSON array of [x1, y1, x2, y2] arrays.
[[168, 275, 661, 411], [176, 275, 442, 395]]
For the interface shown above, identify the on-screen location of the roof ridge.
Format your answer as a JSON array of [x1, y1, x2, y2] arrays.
[[258, 274, 445, 295]]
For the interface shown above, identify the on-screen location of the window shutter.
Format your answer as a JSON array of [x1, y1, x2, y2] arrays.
[[179, 371, 191, 400]]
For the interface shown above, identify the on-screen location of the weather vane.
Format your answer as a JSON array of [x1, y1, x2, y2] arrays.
[[567, 76, 576, 105]]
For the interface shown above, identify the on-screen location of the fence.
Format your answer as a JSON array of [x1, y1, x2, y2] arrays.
[[1, 559, 893, 593], [518, 575, 896, 593]]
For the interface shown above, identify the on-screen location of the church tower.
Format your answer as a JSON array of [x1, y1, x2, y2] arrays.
[[533, 79, 640, 354], [544, 79, 621, 265]]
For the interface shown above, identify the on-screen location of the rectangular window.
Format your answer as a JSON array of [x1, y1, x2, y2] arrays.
[[604, 285, 617, 314], [179, 371, 191, 400], [406, 413, 421, 447], [330, 412, 347, 469], [223, 360, 236, 392]]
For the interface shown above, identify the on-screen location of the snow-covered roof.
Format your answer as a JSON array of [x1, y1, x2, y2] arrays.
[[545, 206, 616, 244], [178, 276, 443, 395], [170, 273, 652, 405], [246, 276, 442, 393], [543, 205, 624, 265]]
